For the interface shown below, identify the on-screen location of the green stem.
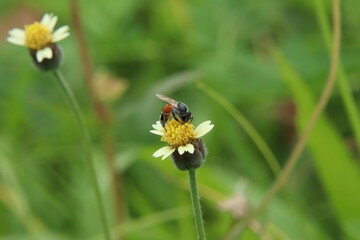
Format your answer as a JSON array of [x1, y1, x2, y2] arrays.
[[52, 70, 111, 240], [315, 0, 360, 152], [188, 169, 206, 240], [197, 82, 281, 176]]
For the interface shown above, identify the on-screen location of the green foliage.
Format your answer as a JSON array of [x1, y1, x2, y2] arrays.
[[275, 50, 360, 238], [1, 0, 360, 239]]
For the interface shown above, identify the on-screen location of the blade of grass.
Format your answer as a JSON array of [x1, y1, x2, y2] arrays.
[[0, 144, 45, 236], [92, 206, 190, 240], [197, 82, 281, 176], [275, 48, 360, 234], [0, 183, 45, 235], [223, 0, 341, 238], [315, 0, 360, 152]]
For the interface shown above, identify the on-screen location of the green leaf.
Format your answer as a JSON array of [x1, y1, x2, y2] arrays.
[[274, 50, 360, 232]]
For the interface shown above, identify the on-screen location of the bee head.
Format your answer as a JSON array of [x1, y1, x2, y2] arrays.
[[177, 102, 189, 113]]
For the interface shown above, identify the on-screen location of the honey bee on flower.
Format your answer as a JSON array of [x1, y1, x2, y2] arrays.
[[7, 13, 70, 70], [150, 94, 214, 170]]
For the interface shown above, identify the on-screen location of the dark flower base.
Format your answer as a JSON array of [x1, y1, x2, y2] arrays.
[[29, 44, 62, 71], [171, 139, 207, 171]]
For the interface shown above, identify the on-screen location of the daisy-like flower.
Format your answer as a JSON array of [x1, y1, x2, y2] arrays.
[[7, 13, 69, 70], [151, 118, 214, 170]]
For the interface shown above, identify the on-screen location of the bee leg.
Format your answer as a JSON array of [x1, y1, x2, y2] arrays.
[[161, 121, 166, 128], [172, 112, 181, 122], [160, 113, 167, 127]]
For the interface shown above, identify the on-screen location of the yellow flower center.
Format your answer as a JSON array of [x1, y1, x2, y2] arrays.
[[161, 119, 195, 147], [25, 22, 52, 50]]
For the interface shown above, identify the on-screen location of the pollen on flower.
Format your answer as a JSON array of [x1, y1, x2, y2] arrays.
[[161, 119, 195, 147], [25, 22, 52, 50]]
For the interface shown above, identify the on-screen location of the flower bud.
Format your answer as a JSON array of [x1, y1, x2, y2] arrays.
[[29, 44, 62, 71], [171, 139, 207, 171]]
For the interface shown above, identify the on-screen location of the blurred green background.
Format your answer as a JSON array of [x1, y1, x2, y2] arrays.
[[1, 0, 360, 239]]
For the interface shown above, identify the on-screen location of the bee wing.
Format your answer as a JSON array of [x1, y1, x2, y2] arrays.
[[156, 94, 179, 108]]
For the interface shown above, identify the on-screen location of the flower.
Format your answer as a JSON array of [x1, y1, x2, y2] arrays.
[[150, 118, 214, 170], [7, 13, 69, 70]]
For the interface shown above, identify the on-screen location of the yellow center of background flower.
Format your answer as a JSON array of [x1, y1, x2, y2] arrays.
[[25, 22, 52, 50], [161, 119, 195, 147]]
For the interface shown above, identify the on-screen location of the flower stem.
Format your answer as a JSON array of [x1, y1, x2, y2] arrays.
[[52, 70, 111, 240], [188, 169, 206, 240]]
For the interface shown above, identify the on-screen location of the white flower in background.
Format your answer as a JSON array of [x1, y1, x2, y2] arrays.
[[7, 13, 70, 62]]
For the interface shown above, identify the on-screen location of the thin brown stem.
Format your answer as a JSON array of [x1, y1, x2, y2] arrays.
[[69, 0, 110, 123], [69, 0, 124, 238], [223, 0, 341, 239]]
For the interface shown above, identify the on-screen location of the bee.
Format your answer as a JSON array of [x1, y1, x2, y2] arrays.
[[156, 94, 193, 127]]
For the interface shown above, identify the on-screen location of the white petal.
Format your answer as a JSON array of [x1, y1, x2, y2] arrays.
[[52, 28, 70, 42], [7, 37, 25, 46], [183, 143, 194, 154], [53, 25, 69, 36], [152, 121, 164, 131], [194, 121, 211, 134], [195, 120, 214, 138], [150, 130, 164, 136], [48, 15, 58, 31], [178, 146, 185, 155], [178, 143, 194, 155], [153, 146, 173, 157], [42, 47, 53, 59], [36, 47, 53, 62], [36, 50, 44, 62], [156, 121, 163, 128], [153, 146, 175, 160], [161, 147, 176, 160], [41, 13, 52, 28], [8, 28, 26, 40]]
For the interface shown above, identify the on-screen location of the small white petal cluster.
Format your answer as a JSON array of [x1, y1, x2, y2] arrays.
[[150, 120, 214, 160], [35, 47, 53, 62], [7, 13, 70, 62]]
